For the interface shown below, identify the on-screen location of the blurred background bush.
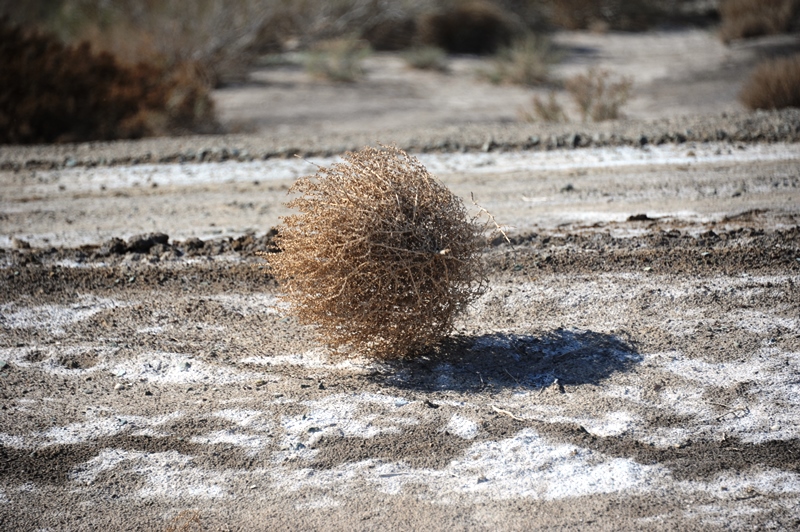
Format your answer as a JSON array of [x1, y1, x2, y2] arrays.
[[1, 1, 797, 144]]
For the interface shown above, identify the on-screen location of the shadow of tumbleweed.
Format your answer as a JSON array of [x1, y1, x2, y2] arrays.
[[372, 328, 641, 393]]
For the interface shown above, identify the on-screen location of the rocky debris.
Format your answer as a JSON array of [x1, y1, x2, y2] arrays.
[[1, 229, 281, 267], [98, 238, 127, 256], [183, 237, 205, 250], [96, 233, 170, 256], [2, 223, 798, 274], [126, 233, 169, 253], [1, 110, 799, 171]]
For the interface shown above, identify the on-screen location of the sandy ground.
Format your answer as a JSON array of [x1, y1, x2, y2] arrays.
[[1, 28, 800, 531], [213, 29, 800, 136]]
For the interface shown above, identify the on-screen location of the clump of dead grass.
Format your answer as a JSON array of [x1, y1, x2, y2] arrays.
[[305, 36, 370, 82], [719, 0, 799, 43], [739, 53, 800, 110], [403, 45, 449, 71], [519, 68, 633, 123], [487, 33, 558, 86], [268, 146, 487, 359], [565, 68, 633, 122], [520, 91, 567, 123]]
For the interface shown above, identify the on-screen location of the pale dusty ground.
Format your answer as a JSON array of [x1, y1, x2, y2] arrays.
[[214, 29, 800, 136], [2, 142, 799, 249], [1, 29, 800, 532]]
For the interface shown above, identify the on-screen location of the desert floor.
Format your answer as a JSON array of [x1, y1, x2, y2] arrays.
[[1, 29, 800, 530]]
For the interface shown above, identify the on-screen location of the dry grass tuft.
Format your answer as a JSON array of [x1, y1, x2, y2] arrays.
[[719, 0, 799, 43], [488, 33, 558, 86], [305, 36, 370, 82], [403, 45, 449, 71], [739, 53, 800, 110], [565, 68, 633, 122], [268, 146, 487, 359], [520, 91, 567, 123]]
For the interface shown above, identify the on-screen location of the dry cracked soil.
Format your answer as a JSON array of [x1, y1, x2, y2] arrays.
[[1, 29, 800, 532]]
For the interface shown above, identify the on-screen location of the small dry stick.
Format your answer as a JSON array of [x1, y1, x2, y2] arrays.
[[492, 405, 525, 421], [472, 192, 520, 270], [471, 193, 512, 246], [504, 368, 521, 385]]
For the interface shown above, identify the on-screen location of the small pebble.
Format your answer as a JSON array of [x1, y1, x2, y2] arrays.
[[179, 361, 191, 371], [114, 383, 124, 391]]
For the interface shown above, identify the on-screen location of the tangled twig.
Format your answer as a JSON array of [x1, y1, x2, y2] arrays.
[[268, 145, 487, 359]]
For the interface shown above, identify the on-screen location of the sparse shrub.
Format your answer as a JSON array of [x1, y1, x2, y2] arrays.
[[268, 146, 487, 359], [520, 91, 567, 122], [719, 0, 800, 43], [305, 36, 370, 82], [488, 33, 557, 86], [417, 1, 517, 55], [739, 53, 800, 110], [565, 68, 632, 122], [403, 45, 449, 71], [0, 19, 217, 144]]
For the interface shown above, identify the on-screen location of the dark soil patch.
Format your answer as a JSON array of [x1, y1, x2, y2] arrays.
[[310, 424, 473, 470]]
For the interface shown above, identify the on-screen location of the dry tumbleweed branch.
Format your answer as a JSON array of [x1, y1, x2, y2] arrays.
[[268, 145, 487, 359]]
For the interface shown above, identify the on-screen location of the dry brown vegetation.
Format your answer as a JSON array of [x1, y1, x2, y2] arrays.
[[1, 0, 274, 87], [488, 33, 558, 85], [268, 146, 487, 359], [521, 91, 567, 123], [403, 45, 449, 71], [305, 36, 371, 82], [0, 19, 217, 144], [0, 0, 720, 87], [519, 68, 633, 123], [739, 53, 800, 110], [719, 0, 800, 43], [566, 68, 633, 122]]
